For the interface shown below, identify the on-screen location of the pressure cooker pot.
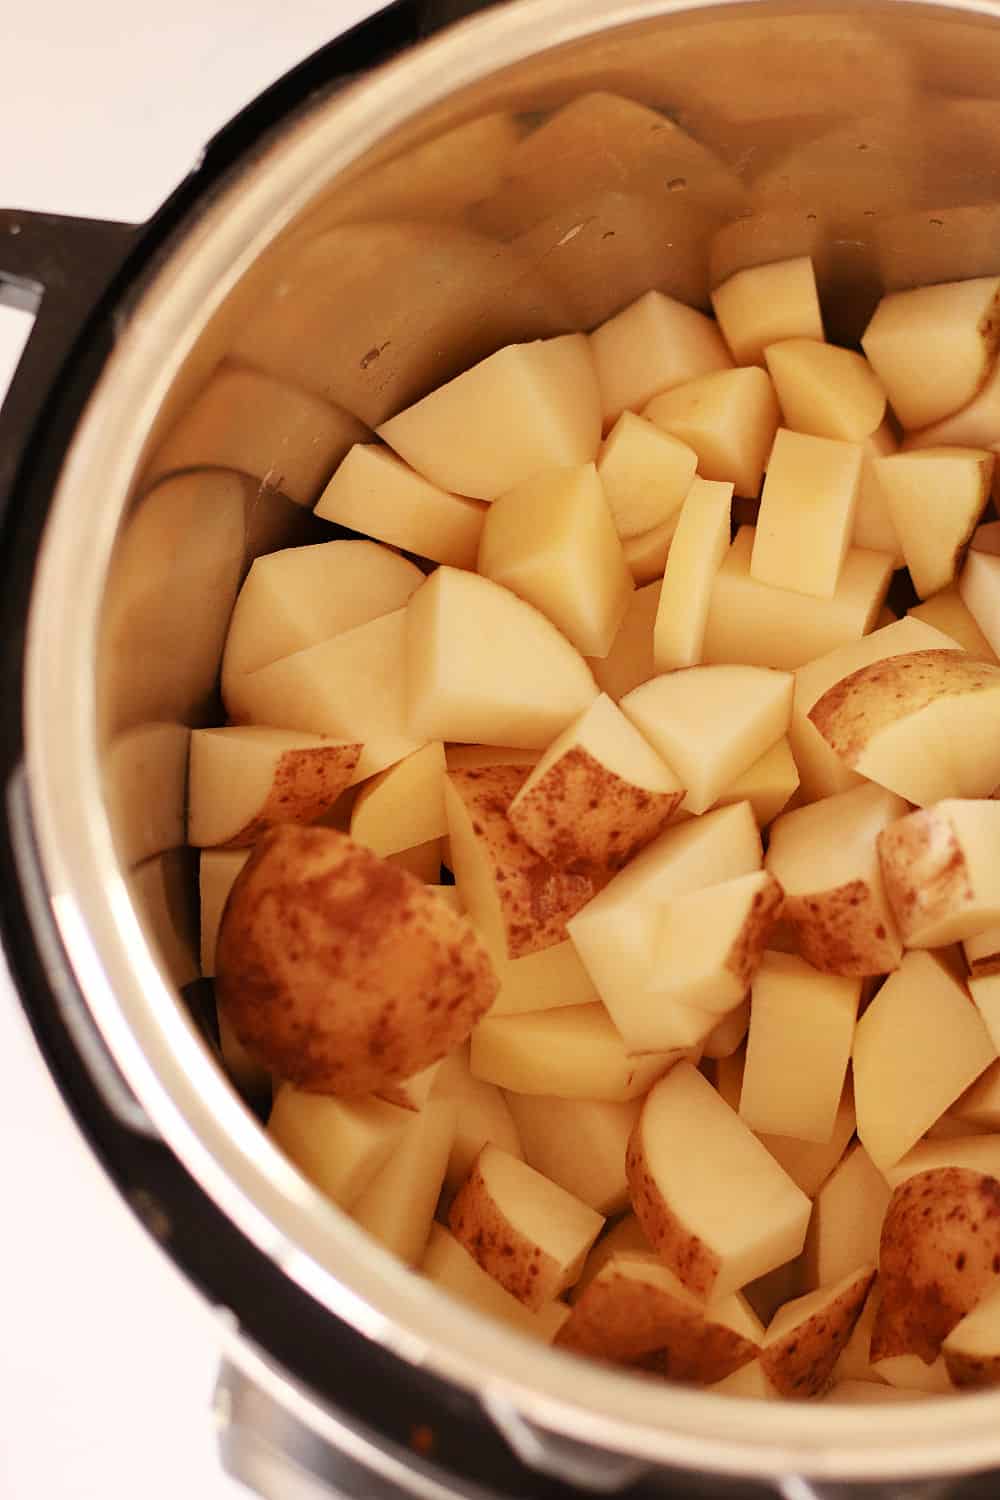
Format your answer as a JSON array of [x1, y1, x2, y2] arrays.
[[6, 2, 1000, 1496]]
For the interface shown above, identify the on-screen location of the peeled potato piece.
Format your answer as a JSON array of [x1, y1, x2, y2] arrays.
[[960, 548, 1000, 660], [702, 999, 751, 1061], [853, 951, 996, 1172], [627, 1063, 811, 1300], [405, 567, 598, 750], [187, 726, 361, 848], [590, 289, 733, 431], [878, 799, 1000, 947], [350, 742, 447, 860], [650, 870, 784, 1021], [571, 1214, 652, 1303], [760, 1266, 876, 1399], [741, 953, 860, 1144], [765, 782, 907, 976], [556, 1252, 761, 1384], [507, 694, 683, 875], [711, 257, 824, 366], [588, 581, 659, 700], [199, 850, 250, 977], [267, 1085, 409, 1209], [942, 1282, 1000, 1389], [146, 364, 368, 506], [873, 1168, 1000, 1365], [805, 1144, 891, 1291], [489, 939, 598, 1017], [909, 585, 997, 663], [596, 413, 698, 542], [621, 664, 793, 815], [715, 737, 799, 829], [470, 1005, 683, 1103], [433, 1044, 523, 1192], [702, 527, 893, 672], [853, 419, 902, 562], [421, 1224, 563, 1342], [216, 827, 498, 1097], [764, 340, 886, 442], [352, 1098, 456, 1266], [751, 429, 862, 599], [653, 477, 733, 672], [315, 445, 487, 568], [503, 1093, 640, 1215], [953, 1060, 1000, 1131], [761, 1083, 858, 1200], [902, 355, 1000, 453], [644, 366, 781, 505], [623, 515, 680, 585], [861, 276, 1000, 431], [875, 447, 994, 599], [809, 649, 1000, 806], [378, 335, 601, 501], [444, 767, 592, 961], [448, 1143, 604, 1309], [477, 464, 633, 658]]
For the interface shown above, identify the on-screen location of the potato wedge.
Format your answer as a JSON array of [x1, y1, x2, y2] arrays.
[[878, 799, 1000, 947], [760, 1265, 876, 1398], [216, 827, 498, 1096], [942, 1282, 1000, 1389]]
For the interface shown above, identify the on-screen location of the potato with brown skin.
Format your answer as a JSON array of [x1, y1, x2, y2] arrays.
[[942, 1283, 1000, 1389], [215, 826, 498, 1096], [760, 1265, 876, 1399], [871, 1168, 1000, 1365]]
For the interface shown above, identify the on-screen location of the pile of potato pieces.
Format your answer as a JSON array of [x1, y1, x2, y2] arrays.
[[190, 236, 1000, 1406]]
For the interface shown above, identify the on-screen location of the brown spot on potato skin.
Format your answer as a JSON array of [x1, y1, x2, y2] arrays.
[[877, 808, 973, 946], [872, 1169, 1000, 1365], [724, 873, 784, 988], [507, 745, 683, 875], [760, 1270, 874, 1398], [218, 743, 362, 849], [784, 882, 902, 976], [447, 1157, 561, 1310], [944, 1344, 1000, 1390], [448, 767, 593, 957], [625, 1119, 720, 1300], [215, 825, 497, 1095]]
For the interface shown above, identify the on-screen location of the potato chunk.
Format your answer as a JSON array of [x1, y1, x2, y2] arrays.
[[448, 1144, 604, 1309], [649, 871, 784, 1022], [653, 477, 733, 671], [711, 256, 824, 366], [764, 340, 886, 442], [590, 289, 733, 430], [477, 464, 633, 657], [588, 581, 659, 700], [875, 447, 993, 599], [805, 1144, 891, 1291], [267, 1086, 409, 1208], [352, 1098, 456, 1265], [622, 516, 679, 585], [433, 1044, 523, 1192], [216, 827, 498, 1096], [644, 367, 780, 500], [378, 335, 601, 500], [503, 1093, 640, 1215], [760, 1266, 876, 1398], [470, 1005, 681, 1103], [405, 567, 598, 750], [878, 799, 1000, 947], [714, 738, 800, 828], [853, 951, 996, 1171], [349, 742, 448, 860], [943, 1283, 1000, 1389], [909, 585, 997, 663], [489, 938, 598, 1016], [421, 1224, 562, 1341], [751, 430, 862, 599], [627, 1062, 811, 1300], [621, 664, 793, 815], [596, 414, 697, 540], [507, 694, 683, 875]]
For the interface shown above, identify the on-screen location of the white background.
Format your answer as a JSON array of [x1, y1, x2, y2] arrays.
[[0, 3, 384, 1496]]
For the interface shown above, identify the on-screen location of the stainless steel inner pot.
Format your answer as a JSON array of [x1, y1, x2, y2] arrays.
[[22, 0, 1000, 1487]]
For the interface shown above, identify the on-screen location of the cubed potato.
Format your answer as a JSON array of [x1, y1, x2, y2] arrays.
[[884, 1134, 1000, 1191], [761, 1084, 859, 1200], [711, 257, 824, 366], [489, 939, 598, 1017], [477, 464, 633, 657], [571, 1213, 652, 1303], [765, 782, 907, 976], [267, 1085, 409, 1208], [405, 567, 598, 750], [315, 445, 486, 568], [804, 1145, 891, 1291], [421, 1224, 563, 1341], [910, 585, 997, 663], [587, 581, 659, 699], [556, 1252, 761, 1383], [714, 738, 800, 828], [503, 1093, 640, 1215], [470, 1005, 683, 1103], [507, 694, 683, 875], [106, 721, 189, 868], [567, 803, 762, 1044], [644, 367, 780, 499], [751, 430, 862, 599], [875, 447, 993, 598], [596, 413, 697, 540], [789, 617, 960, 805], [621, 664, 793, 815], [952, 1059, 1000, 1131], [221, 540, 424, 694], [861, 276, 1000, 430], [653, 478, 733, 671], [702, 1000, 751, 1061], [853, 950, 996, 1171], [622, 516, 679, 585], [740, 953, 860, 1143], [902, 354, 1000, 452], [146, 364, 368, 506], [349, 742, 447, 860], [853, 420, 903, 562], [199, 850, 250, 977], [649, 871, 784, 1024], [187, 726, 360, 849], [809, 649, 1000, 806], [878, 800, 1000, 947], [764, 340, 886, 442], [228, 608, 424, 784], [942, 1282, 1000, 1389], [433, 1044, 523, 1192], [378, 335, 601, 500], [760, 1267, 876, 1398], [627, 1063, 810, 1299], [448, 1144, 604, 1309], [702, 527, 893, 672], [444, 768, 592, 961], [590, 289, 733, 430], [352, 1098, 457, 1265], [959, 548, 1000, 660]]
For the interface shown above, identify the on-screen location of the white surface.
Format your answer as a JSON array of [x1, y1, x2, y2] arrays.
[[0, 3, 383, 1496]]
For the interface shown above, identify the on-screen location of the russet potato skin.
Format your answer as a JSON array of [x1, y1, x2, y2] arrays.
[[761, 1268, 875, 1399], [625, 1128, 721, 1300], [216, 826, 498, 1096], [448, 1161, 562, 1310], [944, 1346, 1000, 1390], [219, 745, 362, 849], [872, 1168, 1000, 1365]]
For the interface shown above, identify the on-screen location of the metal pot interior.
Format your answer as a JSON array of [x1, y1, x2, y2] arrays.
[[23, 0, 1000, 1483]]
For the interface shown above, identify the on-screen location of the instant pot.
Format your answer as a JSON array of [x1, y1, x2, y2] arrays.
[[4, 1, 1000, 1495]]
